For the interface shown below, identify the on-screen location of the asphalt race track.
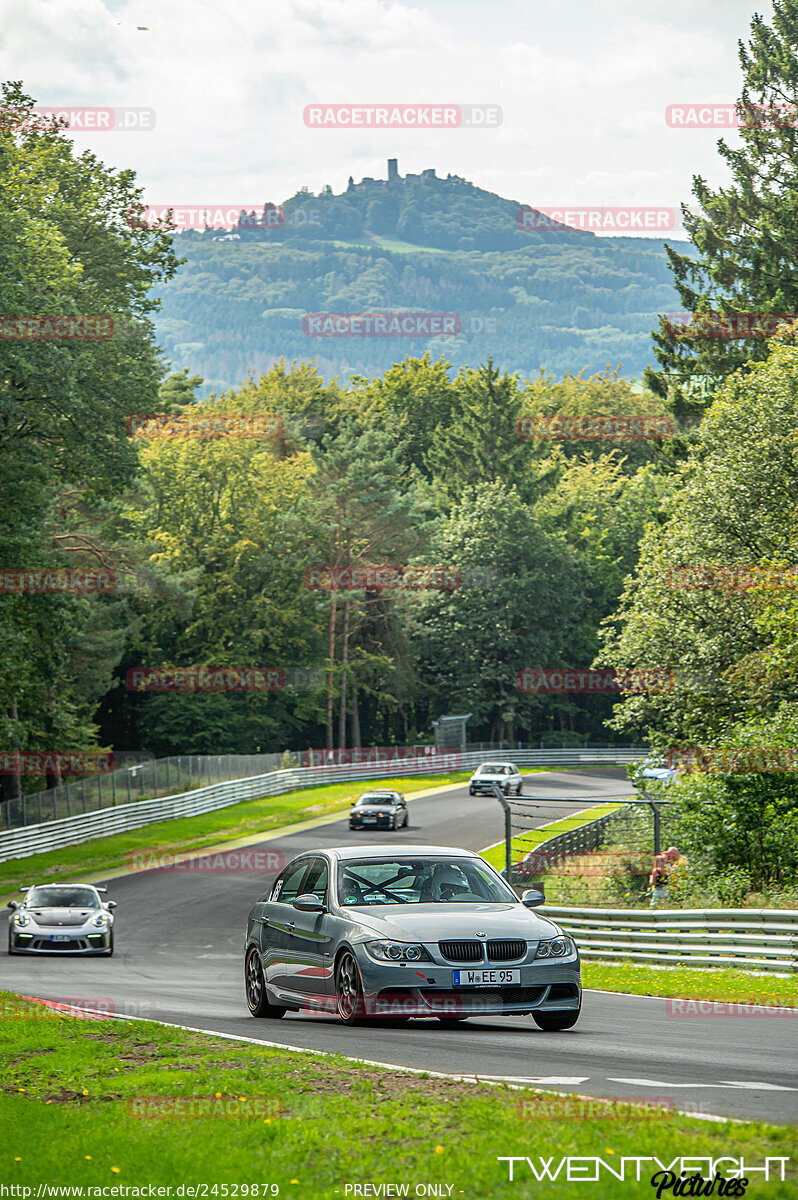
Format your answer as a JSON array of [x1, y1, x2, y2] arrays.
[[3, 768, 797, 1124]]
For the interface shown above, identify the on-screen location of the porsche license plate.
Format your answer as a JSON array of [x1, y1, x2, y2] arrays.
[[452, 969, 520, 986], [50, 935, 71, 942]]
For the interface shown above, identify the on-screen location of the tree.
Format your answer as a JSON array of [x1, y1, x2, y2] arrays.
[[0, 82, 178, 797], [646, 1, 798, 416], [303, 422, 428, 748], [416, 483, 586, 745], [599, 337, 798, 747], [427, 359, 537, 501]]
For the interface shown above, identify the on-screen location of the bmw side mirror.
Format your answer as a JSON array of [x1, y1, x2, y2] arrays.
[[106, 901, 118, 910], [521, 888, 546, 908], [293, 894, 326, 913]]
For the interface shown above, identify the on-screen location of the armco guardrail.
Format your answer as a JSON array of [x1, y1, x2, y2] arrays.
[[543, 905, 798, 973], [511, 808, 618, 882], [0, 748, 647, 863]]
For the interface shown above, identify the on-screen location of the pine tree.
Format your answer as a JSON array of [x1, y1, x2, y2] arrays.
[[647, 0, 798, 419]]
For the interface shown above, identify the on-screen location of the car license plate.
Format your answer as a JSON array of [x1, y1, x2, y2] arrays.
[[362, 815, 377, 822], [452, 969, 520, 986], [50, 935, 71, 942]]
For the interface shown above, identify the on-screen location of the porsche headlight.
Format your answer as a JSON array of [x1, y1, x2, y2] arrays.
[[92, 913, 109, 927], [364, 940, 430, 962], [535, 936, 575, 960], [13, 912, 30, 927]]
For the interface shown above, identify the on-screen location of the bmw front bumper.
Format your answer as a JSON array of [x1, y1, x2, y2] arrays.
[[351, 944, 581, 1017]]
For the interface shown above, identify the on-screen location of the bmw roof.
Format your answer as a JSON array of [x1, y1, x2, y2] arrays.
[[322, 845, 479, 861]]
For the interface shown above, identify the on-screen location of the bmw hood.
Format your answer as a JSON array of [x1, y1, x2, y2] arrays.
[[342, 903, 561, 941]]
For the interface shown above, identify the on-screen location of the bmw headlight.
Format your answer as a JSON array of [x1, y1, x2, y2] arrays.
[[534, 936, 575, 960], [92, 913, 109, 927], [364, 940, 430, 962], [13, 912, 30, 927]]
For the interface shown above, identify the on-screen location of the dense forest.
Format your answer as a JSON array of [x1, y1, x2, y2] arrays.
[[153, 167, 685, 393]]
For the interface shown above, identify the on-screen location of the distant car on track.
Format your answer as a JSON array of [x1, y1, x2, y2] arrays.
[[349, 791, 408, 831], [468, 762, 523, 796], [7, 884, 116, 956], [244, 845, 581, 1028]]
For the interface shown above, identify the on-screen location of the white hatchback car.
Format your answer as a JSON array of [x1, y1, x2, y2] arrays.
[[468, 762, 523, 796]]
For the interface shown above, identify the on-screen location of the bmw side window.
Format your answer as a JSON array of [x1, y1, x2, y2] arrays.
[[272, 860, 310, 904], [303, 859, 329, 903]]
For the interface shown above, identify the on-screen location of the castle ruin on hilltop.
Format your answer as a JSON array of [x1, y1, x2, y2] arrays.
[[347, 159, 437, 189]]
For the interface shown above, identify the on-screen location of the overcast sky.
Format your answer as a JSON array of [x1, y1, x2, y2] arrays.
[[2, 0, 772, 236]]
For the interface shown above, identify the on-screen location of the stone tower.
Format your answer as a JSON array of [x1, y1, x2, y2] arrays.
[[387, 158, 399, 183]]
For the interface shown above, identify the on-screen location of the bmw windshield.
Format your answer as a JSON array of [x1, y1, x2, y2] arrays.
[[337, 858, 517, 907]]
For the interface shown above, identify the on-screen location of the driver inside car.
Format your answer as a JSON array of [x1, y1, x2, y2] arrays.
[[427, 863, 470, 901]]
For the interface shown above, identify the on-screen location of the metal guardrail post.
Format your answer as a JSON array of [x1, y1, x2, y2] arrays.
[[490, 782, 513, 883]]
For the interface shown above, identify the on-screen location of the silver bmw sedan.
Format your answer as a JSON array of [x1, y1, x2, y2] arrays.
[[244, 845, 581, 1028]]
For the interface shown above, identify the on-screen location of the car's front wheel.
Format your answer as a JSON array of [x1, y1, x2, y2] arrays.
[[106, 930, 114, 957], [468, 787, 475, 796], [7, 934, 16, 956], [245, 946, 286, 1019], [335, 950, 366, 1024], [533, 1005, 581, 1031]]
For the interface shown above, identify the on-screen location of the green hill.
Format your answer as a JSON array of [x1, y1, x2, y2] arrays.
[[153, 162, 687, 392]]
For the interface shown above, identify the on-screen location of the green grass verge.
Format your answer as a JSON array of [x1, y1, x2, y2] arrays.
[[1, 993, 795, 1194], [584, 962, 798, 1005], [480, 801, 622, 870], [0, 773, 474, 898]]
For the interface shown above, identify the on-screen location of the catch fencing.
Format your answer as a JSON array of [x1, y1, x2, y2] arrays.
[[0, 747, 647, 862]]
